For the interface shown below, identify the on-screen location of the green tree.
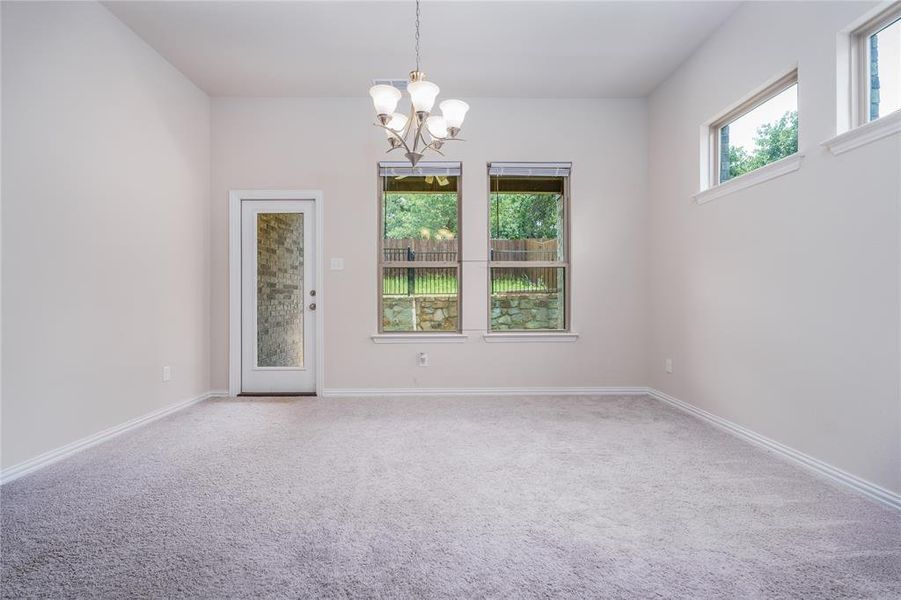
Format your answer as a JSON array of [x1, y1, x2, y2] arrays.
[[728, 110, 798, 179], [383, 193, 457, 239], [490, 193, 560, 240], [384, 192, 562, 241]]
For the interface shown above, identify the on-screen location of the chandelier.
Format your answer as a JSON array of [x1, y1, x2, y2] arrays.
[[368, 0, 469, 167]]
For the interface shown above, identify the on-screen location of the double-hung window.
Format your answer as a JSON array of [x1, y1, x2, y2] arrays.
[[488, 162, 571, 332], [853, 3, 901, 125], [710, 70, 799, 185], [378, 161, 462, 333]]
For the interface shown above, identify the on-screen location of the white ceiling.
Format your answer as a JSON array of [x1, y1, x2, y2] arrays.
[[104, 1, 741, 98]]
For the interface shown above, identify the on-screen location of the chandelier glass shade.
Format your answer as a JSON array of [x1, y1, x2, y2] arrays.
[[369, 0, 469, 166]]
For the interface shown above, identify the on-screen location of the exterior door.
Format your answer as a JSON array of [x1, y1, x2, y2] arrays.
[[241, 200, 316, 393]]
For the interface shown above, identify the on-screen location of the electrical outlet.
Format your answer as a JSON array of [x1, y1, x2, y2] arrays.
[[665, 358, 673, 374], [162, 365, 172, 382], [418, 352, 429, 367]]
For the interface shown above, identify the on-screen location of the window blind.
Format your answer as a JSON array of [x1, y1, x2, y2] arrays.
[[488, 162, 572, 177], [378, 161, 462, 177]]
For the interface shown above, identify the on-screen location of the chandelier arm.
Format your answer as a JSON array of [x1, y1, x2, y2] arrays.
[[402, 105, 416, 140], [374, 123, 413, 154], [411, 119, 427, 154], [416, 123, 432, 151], [423, 142, 446, 156]]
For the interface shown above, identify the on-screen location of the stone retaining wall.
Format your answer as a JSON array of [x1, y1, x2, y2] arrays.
[[382, 296, 459, 332], [491, 293, 562, 330], [383, 292, 562, 332]]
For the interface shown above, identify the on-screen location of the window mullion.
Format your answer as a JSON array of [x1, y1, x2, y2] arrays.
[[381, 261, 458, 268], [488, 260, 568, 269]]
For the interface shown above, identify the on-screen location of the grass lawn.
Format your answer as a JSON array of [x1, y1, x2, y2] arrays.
[[383, 274, 555, 295]]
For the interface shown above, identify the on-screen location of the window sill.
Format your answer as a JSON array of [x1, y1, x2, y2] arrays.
[[821, 111, 901, 156], [694, 153, 805, 205], [371, 333, 468, 344], [483, 332, 579, 343]]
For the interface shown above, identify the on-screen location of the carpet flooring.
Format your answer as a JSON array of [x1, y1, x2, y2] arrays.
[[2, 395, 899, 599]]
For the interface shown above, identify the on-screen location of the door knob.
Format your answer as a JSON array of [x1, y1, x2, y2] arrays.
[[308, 303, 317, 310]]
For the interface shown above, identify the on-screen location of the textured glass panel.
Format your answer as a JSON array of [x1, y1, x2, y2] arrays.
[[490, 267, 565, 331], [382, 267, 459, 332], [870, 17, 901, 121], [718, 84, 798, 183], [257, 213, 303, 367], [490, 176, 565, 262]]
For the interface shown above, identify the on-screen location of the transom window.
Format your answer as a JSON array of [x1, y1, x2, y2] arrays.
[[710, 70, 798, 185], [488, 162, 571, 332], [854, 3, 901, 124], [378, 162, 461, 333]]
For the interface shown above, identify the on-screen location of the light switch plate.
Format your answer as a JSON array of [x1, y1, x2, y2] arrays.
[[330, 258, 345, 271]]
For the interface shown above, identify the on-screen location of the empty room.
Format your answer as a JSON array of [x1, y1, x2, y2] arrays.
[[2, 0, 900, 597]]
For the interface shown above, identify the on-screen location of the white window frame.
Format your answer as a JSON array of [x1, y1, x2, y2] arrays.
[[486, 163, 572, 333], [708, 69, 799, 189], [376, 163, 463, 335], [851, 2, 901, 127]]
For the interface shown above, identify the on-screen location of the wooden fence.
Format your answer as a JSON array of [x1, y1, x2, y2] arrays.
[[489, 239, 559, 262], [382, 238, 559, 262], [382, 238, 561, 295], [383, 238, 458, 262], [491, 239, 560, 292]]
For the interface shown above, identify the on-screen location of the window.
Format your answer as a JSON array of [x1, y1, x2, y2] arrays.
[[378, 162, 461, 333], [854, 3, 901, 124], [710, 71, 798, 185], [488, 162, 571, 332]]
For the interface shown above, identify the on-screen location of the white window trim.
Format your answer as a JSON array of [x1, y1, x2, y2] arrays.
[[822, 109, 901, 155], [699, 68, 800, 198], [483, 332, 579, 343], [371, 333, 468, 344], [850, 2, 901, 129], [694, 153, 805, 205]]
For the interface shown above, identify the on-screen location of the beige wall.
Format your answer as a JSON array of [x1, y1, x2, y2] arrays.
[[647, 1, 901, 493], [211, 98, 650, 390], [1, 2, 211, 468]]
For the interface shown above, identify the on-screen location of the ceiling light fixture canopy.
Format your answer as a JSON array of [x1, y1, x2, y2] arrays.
[[369, 0, 468, 166]]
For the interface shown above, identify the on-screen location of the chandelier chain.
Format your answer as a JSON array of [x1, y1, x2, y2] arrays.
[[414, 0, 421, 72]]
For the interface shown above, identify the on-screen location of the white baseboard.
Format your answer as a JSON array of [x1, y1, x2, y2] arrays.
[[0, 389, 227, 485], [321, 386, 647, 397], [647, 388, 901, 511]]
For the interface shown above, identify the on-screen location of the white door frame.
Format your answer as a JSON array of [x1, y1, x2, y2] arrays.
[[228, 190, 324, 397]]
